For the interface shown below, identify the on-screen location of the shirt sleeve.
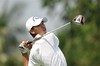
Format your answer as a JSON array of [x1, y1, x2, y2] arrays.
[[28, 44, 42, 66]]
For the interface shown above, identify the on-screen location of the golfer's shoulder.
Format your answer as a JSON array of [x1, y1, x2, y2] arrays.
[[35, 38, 46, 44], [47, 32, 55, 36], [43, 32, 57, 38], [34, 33, 57, 44]]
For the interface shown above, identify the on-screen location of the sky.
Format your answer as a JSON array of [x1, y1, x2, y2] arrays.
[[0, 0, 65, 42]]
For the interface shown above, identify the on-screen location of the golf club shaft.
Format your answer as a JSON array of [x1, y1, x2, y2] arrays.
[[30, 22, 71, 43], [46, 22, 71, 34]]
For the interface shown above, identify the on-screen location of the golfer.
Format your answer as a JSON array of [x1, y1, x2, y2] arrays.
[[19, 16, 67, 66]]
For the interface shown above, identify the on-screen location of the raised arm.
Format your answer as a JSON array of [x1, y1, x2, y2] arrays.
[[19, 41, 32, 66]]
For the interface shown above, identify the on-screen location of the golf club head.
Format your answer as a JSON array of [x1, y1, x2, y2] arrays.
[[73, 15, 85, 25]]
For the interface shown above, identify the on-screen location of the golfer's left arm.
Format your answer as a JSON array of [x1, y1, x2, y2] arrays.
[[19, 41, 32, 66], [22, 53, 29, 66]]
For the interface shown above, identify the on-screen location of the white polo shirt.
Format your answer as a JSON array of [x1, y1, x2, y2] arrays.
[[28, 33, 67, 66]]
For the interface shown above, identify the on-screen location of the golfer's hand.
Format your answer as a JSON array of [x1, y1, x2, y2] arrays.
[[19, 41, 32, 53], [23, 41, 32, 50], [19, 41, 29, 54]]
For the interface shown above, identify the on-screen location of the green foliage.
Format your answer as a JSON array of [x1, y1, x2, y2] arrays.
[[0, 13, 7, 28], [0, 1, 26, 66], [42, 0, 62, 8], [58, 23, 100, 66], [42, 0, 100, 66]]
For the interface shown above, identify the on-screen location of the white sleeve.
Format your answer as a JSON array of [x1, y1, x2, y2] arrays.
[[28, 44, 42, 66]]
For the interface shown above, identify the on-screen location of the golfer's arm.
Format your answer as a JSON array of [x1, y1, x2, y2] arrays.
[[22, 53, 29, 66]]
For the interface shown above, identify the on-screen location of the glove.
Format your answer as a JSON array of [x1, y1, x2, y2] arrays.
[[19, 41, 27, 54]]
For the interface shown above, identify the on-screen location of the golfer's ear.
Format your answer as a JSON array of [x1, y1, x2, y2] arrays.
[[29, 30, 35, 34]]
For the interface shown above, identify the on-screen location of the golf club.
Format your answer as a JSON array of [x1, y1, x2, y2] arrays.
[[28, 14, 85, 44]]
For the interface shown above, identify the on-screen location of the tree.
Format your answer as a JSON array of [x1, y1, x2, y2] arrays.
[[0, 1, 26, 66], [41, 0, 100, 66]]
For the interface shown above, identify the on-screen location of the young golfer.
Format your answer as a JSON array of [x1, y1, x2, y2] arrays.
[[19, 16, 67, 66]]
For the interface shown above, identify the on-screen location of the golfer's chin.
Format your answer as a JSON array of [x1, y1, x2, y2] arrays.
[[43, 29, 47, 34], [44, 30, 47, 34]]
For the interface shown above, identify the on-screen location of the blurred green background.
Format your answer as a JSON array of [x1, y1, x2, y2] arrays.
[[0, 0, 100, 66]]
